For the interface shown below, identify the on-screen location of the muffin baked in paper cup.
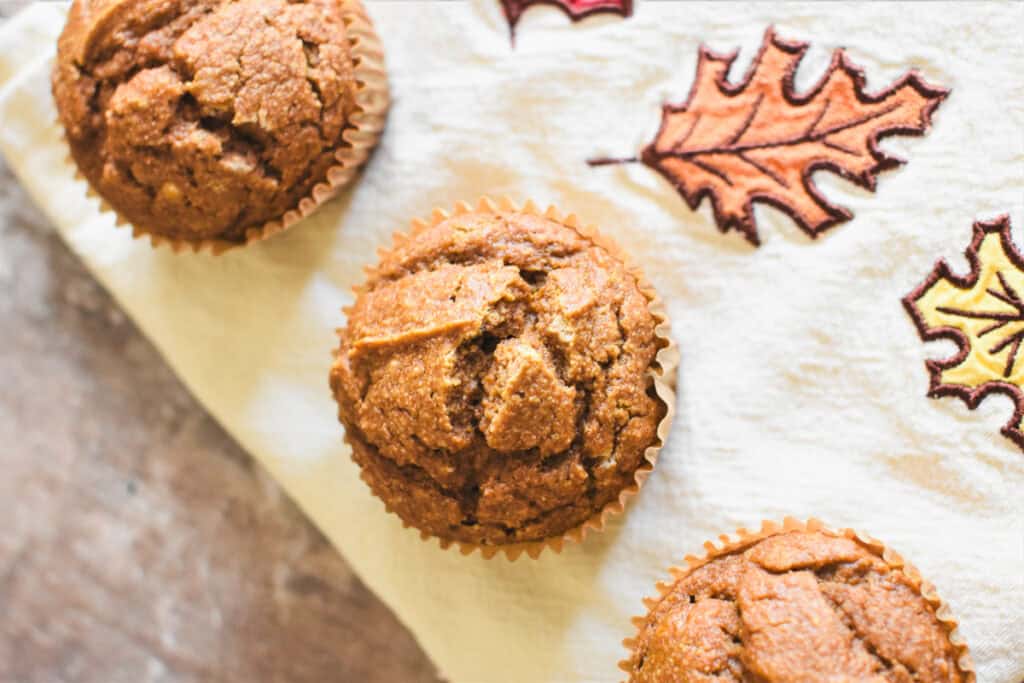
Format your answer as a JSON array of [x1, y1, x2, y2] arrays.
[[58, 0, 389, 255], [336, 197, 679, 561], [620, 517, 974, 681]]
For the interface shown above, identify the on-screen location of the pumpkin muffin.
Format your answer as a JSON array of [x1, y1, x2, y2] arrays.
[[52, 0, 387, 249], [626, 522, 971, 683], [329, 202, 674, 551]]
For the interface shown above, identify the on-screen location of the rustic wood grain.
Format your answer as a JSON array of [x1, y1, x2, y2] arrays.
[[0, 6, 443, 680]]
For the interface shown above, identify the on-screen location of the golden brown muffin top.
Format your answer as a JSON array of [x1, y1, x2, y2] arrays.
[[52, 0, 359, 242], [330, 210, 668, 546], [629, 531, 966, 683]]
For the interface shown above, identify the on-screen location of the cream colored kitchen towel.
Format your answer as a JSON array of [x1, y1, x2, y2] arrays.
[[2, 2, 1022, 681]]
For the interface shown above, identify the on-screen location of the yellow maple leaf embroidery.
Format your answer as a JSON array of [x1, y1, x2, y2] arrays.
[[904, 215, 1024, 449]]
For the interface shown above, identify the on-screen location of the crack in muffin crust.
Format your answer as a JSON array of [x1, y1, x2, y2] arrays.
[[330, 208, 669, 546], [628, 530, 968, 683], [53, 0, 360, 242]]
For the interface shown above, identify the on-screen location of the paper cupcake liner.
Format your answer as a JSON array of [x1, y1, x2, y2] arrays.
[[339, 196, 679, 561], [60, 0, 389, 255], [619, 517, 975, 681]]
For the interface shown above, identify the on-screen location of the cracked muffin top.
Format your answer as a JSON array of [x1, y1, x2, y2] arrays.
[[628, 530, 967, 683], [329, 209, 669, 547], [53, 0, 361, 244]]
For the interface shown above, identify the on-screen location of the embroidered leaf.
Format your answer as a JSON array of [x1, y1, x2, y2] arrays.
[[500, 0, 632, 44], [590, 28, 948, 246], [904, 216, 1024, 451]]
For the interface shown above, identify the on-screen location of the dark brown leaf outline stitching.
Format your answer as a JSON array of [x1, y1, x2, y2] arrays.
[[500, 0, 633, 45], [589, 27, 950, 246], [903, 215, 1024, 451]]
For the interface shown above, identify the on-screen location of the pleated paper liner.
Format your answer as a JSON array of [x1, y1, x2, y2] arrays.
[[619, 517, 975, 681], [339, 196, 679, 561], [61, 0, 389, 255]]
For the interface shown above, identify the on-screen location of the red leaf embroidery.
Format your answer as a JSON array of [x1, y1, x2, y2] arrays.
[[500, 0, 632, 43], [590, 28, 949, 246]]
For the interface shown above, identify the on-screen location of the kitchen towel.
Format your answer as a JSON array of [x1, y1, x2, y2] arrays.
[[1, 2, 1021, 681]]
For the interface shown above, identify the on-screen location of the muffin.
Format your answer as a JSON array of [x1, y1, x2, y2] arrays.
[[625, 519, 972, 682], [52, 0, 388, 251], [329, 199, 676, 557]]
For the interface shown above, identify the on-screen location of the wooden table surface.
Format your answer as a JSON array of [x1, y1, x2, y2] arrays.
[[0, 5, 441, 682]]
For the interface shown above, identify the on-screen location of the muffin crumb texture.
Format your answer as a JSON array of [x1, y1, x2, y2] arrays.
[[630, 531, 965, 683], [330, 210, 667, 545], [53, 0, 359, 242]]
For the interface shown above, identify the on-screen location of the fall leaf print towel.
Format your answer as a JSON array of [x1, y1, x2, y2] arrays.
[[1, 4, 1022, 683]]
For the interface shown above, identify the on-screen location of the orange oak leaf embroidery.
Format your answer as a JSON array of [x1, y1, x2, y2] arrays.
[[903, 216, 1024, 450], [589, 28, 949, 246], [500, 0, 632, 43]]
